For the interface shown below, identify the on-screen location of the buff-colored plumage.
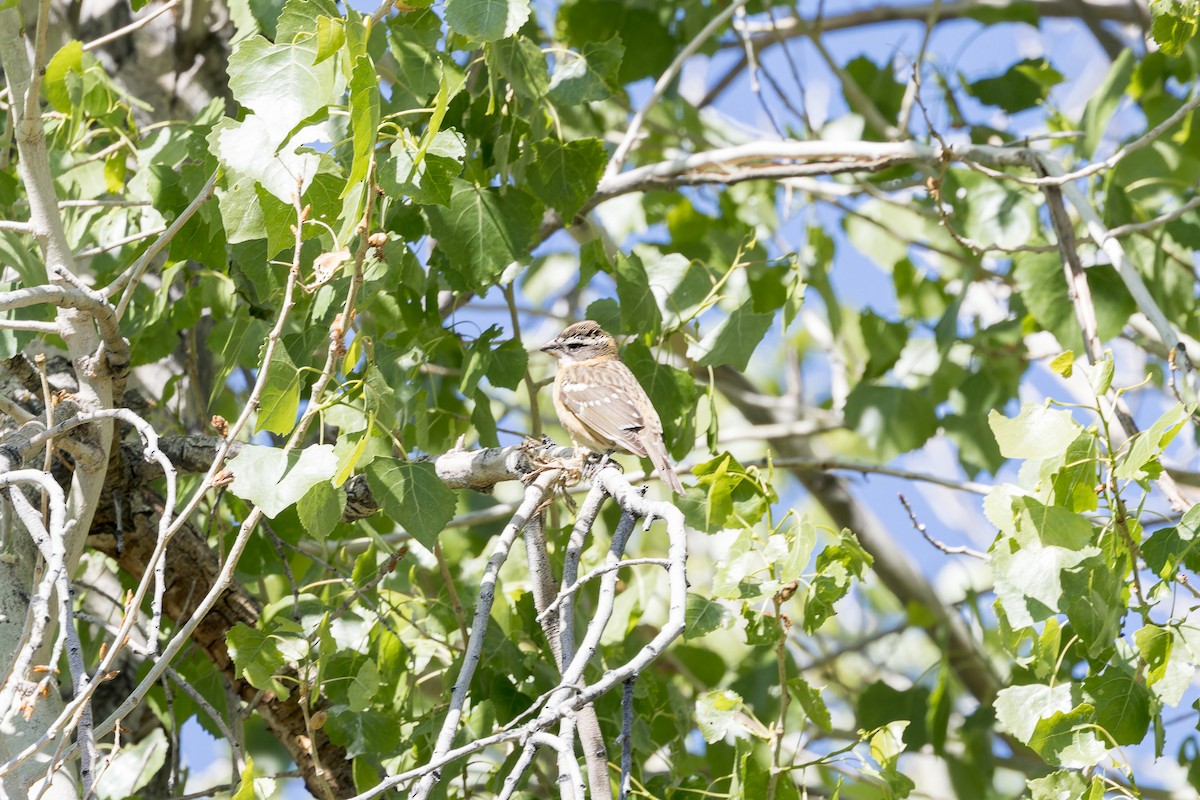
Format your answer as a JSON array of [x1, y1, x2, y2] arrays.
[[541, 321, 685, 495]]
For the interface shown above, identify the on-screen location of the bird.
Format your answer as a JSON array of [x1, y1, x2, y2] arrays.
[[540, 320, 685, 495]]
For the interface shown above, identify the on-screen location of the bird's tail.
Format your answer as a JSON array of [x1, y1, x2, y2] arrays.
[[646, 442, 685, 495]]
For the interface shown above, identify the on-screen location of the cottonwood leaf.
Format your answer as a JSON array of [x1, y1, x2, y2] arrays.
[[345, 54, 380, 196], [684, 593, 727, 640], [614, 252, 661, 335], [995, 683, 1074, 743], [227, 623, 289, 699], [486, 339, 528, 390], [1081, 48, 1134, 157], [348, 659, 380, 712], [424, 181, 540, 293], [696, 689, 744, 743], [1149, 0, 1199, 56], [1028, 704, 1108, 768], [94, 730, 168, 800], [526, 138, 606, 220], [988, 402, 1080, 460], [688, 300, 773, 371], [788, 677, 832, 731], [231, 757, 257, 800], [845, 384, 938, 459], [297, 480, 346, 543], [445, 0, 530, 41], [1115, 402, 1190, 480], [1083, 667, 1152, 745], [364, 458, 457, 549], [547, 36, 624, 105], [255, 344, 301, 435], [228, 444, 338, 518], [381, 129, 465, 206]]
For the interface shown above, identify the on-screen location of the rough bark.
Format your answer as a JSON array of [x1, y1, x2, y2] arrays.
[[88, 479, 356, 799]]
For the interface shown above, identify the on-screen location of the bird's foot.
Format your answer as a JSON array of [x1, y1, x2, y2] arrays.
[[582, 450, 623, 479]]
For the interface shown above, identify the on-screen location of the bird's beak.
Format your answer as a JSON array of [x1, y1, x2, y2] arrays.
[[540, 339, 562, 357]]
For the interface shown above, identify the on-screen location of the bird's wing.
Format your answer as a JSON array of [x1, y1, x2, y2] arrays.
[[557, 359, 660, 457]]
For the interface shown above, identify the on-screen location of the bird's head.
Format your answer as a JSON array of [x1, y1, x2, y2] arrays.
[[541, 320, 618, 363]]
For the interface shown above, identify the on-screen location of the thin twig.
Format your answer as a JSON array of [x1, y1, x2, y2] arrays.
[[605, 0, 750, 179], [74, 225, 167, 258], [82, 0, 180, 52], [897, 493, 988, 560]]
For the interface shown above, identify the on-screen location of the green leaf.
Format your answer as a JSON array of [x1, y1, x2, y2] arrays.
[[964, 1, 1038, 24], [684, 593, 727, 640], [381, 129, 466, 206], [1081, 48, 1134, 158], [1083, 666, 1152, 745], [1051, 433, 1100, 513], [857, 681, 930, 749], [1115, 402, 1190, 480], [788, 677, 832, 731], [472, 389, 499, 447], [1136, 624, 1175, 685], [547, 36, 624, 105], [843, 55, 905, 138], [696, 689, 744, 743], [844, 385, 938, 459], [424, 181, 540, 293], [526, 138, 606, 220], [803, 529, 872, 633], [995, 683, 1074, 743], [460, 327, 502, 395], [614, 252, 662, 336], [988, 402, 1081, 461], [227, 623, 289, 699], [687, 453, 774, 532], [1090, 352, 1114, 395], [1142, 504, 1200, 578], [1027, 770, 1089, 800], [297, 480, 346, 543], [313, 16, 345, 63], [491, 35, 550, 98], [1012, 251, 1136, 349], [227, 444, 338, 518], [215, 34, 344, 202], [1135, 624, 1193, 706], [486, 339, 529, 390], [445, 0, 530, 41], [231, 756, 257, 800], [326, 708, 400, 759], [363, 458, 457, 549], [43, 41, 83, 114], [255, 343, 301, 435], [991, 496, 1101, 627], [688, 300, 773, 372], [344, 54, 381, 196], [276, 0, 340, 41], [859, 310, 909, 380], [348, 659, 380, 712], [1150, 0, 1200, 56], [966, 58, 1064, 113], [94, 729, 168, 800], [385, 10, 442, 108], [1027, 704, 1108, 768]]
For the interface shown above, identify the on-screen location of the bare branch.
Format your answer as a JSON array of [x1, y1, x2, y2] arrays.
[[408, 470, 562, 800], [897, 493, 989, 560], [605, 0, 750, 180], [109, 169, 219, 316], [82, 0, 181, 53]]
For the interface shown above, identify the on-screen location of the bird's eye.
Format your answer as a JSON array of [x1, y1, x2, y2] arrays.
[[566, 342, 583, 350]]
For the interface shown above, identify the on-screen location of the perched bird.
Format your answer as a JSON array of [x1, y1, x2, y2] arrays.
[[541, 320, 685, 495]]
